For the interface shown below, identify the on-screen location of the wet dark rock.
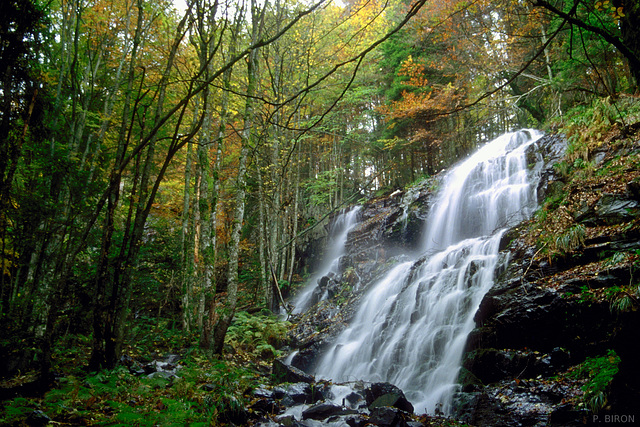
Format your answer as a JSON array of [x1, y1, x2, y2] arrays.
[[142, 362, 157, 375], [364, 382, 414, 413], [368, 406, 410, 426], [451, 391, 481, 424], [468, 268, 618, 356], [595, 194, 640, 225], [457, 368, 483, 392], [252, 386, 274, 399], [271, 380, 327, 406], [548, 403, 587, 426], [345, 414, 371, 427], [287, 341, 324, 373], [459, 377, 588, 427], [129, 367, 146, 376], [345, 390, 365, 407], [301, 402, 357, 420], [249, 397, 280, 415], [281, 382, 313, 406], [272, 385, 286, 399], [218, 400, 249, 425], [273, 358, 314, 384], [462, 348, 564, 384], [26, 410, 51, 426], [273, 414, 297, 426], [249, 379, 431, 426]]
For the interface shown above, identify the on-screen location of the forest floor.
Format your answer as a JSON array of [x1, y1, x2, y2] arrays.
[[0, 312, 283, 426]]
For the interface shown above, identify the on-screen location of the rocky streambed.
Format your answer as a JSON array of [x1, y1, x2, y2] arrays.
[[247, 360, 460, 426]]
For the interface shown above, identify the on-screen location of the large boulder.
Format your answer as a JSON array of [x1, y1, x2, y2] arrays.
[[364, 382, 414, 414], [272, 358, 314, 384]]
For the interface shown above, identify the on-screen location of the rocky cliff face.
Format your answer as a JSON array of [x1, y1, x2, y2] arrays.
[[459, 129, 640, 425], [286, 176, 434, 372], [284, 130, 640, 424]]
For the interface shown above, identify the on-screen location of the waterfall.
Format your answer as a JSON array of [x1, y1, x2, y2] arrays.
[[292, 206, 361, 314], [314, 130, 545, 414]]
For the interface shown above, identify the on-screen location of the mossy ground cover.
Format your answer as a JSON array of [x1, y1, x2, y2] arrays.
[[0, 311, 289, 426]]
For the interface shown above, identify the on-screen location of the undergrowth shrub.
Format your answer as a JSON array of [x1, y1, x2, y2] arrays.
[[225, 310, 290, 358], [569, 349, 620, 412]]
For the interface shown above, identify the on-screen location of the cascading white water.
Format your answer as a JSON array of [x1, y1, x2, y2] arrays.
[[314, 130, 545, 414], [292, 206, 361, 314]]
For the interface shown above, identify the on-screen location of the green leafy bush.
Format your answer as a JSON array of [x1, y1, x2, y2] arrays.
[[569, 349, 620, 412], [225, 310, 291, 358]]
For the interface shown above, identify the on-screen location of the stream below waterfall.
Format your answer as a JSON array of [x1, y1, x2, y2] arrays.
[[294, 129, 546, 415]]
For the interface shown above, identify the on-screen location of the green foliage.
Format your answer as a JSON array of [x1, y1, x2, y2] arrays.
[[609, 288, 637, 313], [303, 168, 342, 207], [51, 334, 92, 375], [379, 30, 416, 102], [603, 250, 640, 313], [0, 350, 263, 426], [537, 191, 566, 220], [334, 284, 353, 306], [554, 224, 586, 257], [568, 350, 620, 412], [538, 223, 586, 260], [277, 279, 291, 296], [0, 398, 33, 423], [560, 97, 639, 166], [576, 285, 597, 305], [225, 310, 291, 359], [125, 315, 196, 360]]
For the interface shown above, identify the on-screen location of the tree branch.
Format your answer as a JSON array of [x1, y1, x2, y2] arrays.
[[531, 0, 640, 72]]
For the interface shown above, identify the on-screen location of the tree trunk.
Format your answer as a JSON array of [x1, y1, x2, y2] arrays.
[[211, 0, 266, 354]]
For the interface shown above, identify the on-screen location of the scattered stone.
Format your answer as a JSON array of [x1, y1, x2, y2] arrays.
[[281, 382, 312, 406], [253, 386, 275, 399], [274, 414, 297, 426], [345, 390, 365, 407]]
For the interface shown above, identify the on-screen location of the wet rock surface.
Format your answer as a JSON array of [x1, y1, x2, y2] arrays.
[[286, 178, 435, 374], [365, 382, 415, 414], [248, 365, 454, 426]]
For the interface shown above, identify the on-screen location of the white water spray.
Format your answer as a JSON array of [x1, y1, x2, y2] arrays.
[[314, 130, 545, 414], [292, 206, 361, 314]]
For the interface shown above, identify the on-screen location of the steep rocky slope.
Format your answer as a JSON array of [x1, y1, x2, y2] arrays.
[[460, 127, 640, 425]]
